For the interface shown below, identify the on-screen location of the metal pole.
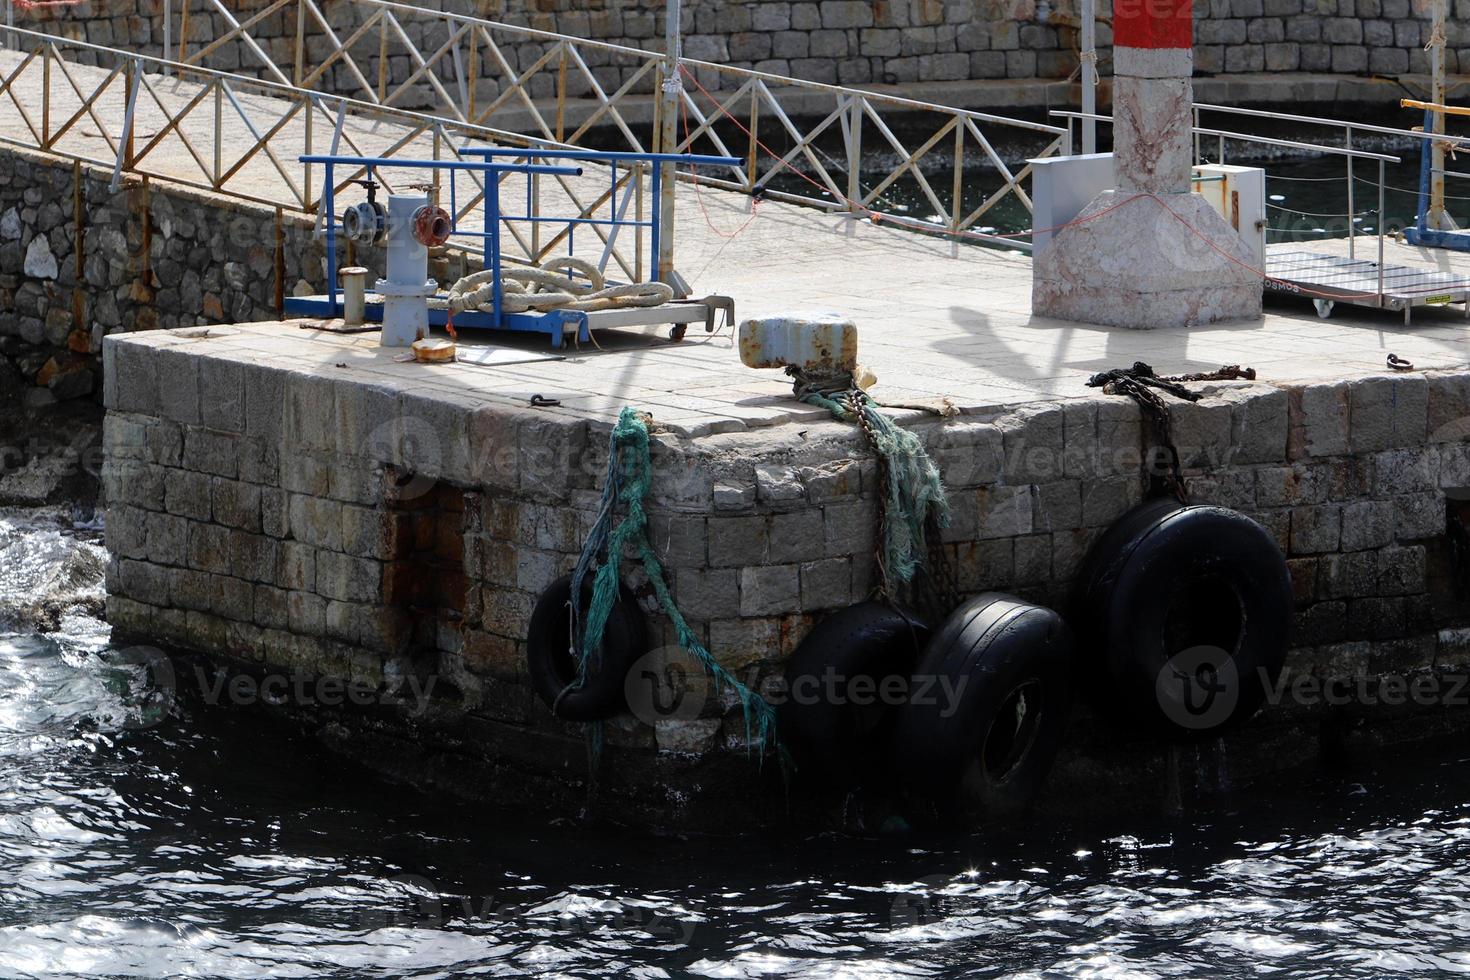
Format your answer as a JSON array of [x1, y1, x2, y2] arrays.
[[111, 60, 142, 192], [1379, 159, 1386, 304], [657, 0, 680, 290], [1080, 0, 1096, 155], [325, 163, 339, 315], [1346, 126, 1355, 259], [490, 176, 503, 328], [1429, 0, 1454, 230], [163, 0, 171, 75], [3, 0, 11, 51]]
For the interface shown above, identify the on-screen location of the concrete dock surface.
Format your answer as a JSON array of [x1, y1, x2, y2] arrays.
[[6, 48, 1470, 434]]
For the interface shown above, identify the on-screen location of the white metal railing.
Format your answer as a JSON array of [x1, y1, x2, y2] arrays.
[[1052, 109, 1403, 297], [1193, 101, 1470, 250]]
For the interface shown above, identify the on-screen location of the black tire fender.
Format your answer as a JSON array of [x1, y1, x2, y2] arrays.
[[1075, 499, 1294, 736], [893, 593, 1075, 817], [526, 574, 646, 722], [779, 602, 931, 788]]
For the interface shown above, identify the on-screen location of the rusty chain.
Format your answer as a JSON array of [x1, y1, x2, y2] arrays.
[[1087, 361, 1258, 505]]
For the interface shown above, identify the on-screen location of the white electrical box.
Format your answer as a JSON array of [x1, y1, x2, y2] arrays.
[[1192, 164, 1267, 271], [1029, 152, 1115, 254], [1031, 156, 1266, 267]]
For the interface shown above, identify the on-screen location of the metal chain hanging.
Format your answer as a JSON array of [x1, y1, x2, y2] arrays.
[[1086, 361, 1258, 504]]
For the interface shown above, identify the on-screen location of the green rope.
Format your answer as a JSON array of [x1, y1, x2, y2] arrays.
[[791, 370, 950, 591], [573, 407, 780, 756]]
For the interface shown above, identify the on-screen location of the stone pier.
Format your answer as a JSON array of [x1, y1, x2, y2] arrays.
[[100, 322, 1470, 828]]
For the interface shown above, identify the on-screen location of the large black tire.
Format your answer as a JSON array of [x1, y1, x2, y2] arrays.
[[1075, 499, 1293, 736], [893, 593, 1075, 817], [526, 574, 646, 722], [779, 603, 931, 788]]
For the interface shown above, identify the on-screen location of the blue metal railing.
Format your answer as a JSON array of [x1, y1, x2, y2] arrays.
[[458, 149, 740, 276], [300, 155, 583, 325]]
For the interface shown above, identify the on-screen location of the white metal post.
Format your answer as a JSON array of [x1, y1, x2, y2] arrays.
[[1346, 126, 1355, 258], [657, 0, 681, 290], [163, 0, 172, 77], [1428, 0, 1456, 230], [3, 0, 12, 51], [1080, 0, 1097, 155]]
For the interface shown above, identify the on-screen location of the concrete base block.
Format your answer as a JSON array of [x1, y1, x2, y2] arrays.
[[1032, 191, 1263, 330]]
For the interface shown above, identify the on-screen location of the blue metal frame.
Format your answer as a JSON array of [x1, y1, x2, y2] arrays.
[[285, 148, 740, 347], [298, 155, 580, 322], [1407, 108, 1470, 251], [459, 148, 741, 280]]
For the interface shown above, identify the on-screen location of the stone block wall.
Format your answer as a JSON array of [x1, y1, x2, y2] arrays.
[[99, 330, 1470, 824], [0, 146, 333, 408], [11, 0, 1467, 102], [0, 145, 413, 414]]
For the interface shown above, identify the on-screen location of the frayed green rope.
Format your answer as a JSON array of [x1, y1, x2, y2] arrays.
[[793, 372, 949, 589], [572, 407, 780, 757]]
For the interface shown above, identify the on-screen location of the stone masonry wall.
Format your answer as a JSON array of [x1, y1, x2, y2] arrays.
[[0, 144, 428, 414], [13, 0, 1469, 101], [0, 146, 337, 410], [99, 330, 1470, 823]]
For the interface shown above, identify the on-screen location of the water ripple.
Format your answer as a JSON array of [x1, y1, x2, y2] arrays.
[[2, 514, 1470, 977]]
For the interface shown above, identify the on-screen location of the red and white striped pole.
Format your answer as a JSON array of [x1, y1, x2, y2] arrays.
[[1111, 0, 1195, 195], [1031, 0, 1262, 329]]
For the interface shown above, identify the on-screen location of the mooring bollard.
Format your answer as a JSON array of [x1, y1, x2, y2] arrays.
[[339, 266, 369, 328], [737, 313, 858, 374]]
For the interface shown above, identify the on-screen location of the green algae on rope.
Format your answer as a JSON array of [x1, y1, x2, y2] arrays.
[[569, 407, 781, 757], [788, 367, 951, 599]]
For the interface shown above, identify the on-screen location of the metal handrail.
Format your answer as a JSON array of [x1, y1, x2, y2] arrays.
[[1187, 103, 1442, 261], [326, 0, 1069, 135], [0, 27, 661, 278], [0, 25, 527, 143], [1049, 111, 1403, 162], [342, 0, 1062, 132], [1048, 109, 1391, 296], [1193, 127, 1400, 163], [1194, 102, 1470, 149], [113, 0, 1069, 246]]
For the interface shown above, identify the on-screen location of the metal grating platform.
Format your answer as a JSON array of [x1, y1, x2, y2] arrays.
[[1266, 250, 1470, 324]]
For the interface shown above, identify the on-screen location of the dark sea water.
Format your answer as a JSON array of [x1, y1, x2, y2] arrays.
[[5, 509, 1470, 978]]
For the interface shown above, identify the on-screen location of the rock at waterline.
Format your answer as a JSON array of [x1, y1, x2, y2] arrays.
[[37, 358, 95, 402], [0, 454, 73, 506]]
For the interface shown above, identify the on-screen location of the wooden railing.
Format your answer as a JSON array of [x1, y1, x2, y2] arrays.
[[0, 26, 660, 277], [158, 0, 1070, 246]]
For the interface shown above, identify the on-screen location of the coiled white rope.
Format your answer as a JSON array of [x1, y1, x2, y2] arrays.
[[439, 257, 675, 315]]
